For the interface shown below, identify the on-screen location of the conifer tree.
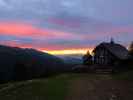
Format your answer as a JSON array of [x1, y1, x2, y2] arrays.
[[129, 41, 133, 56]]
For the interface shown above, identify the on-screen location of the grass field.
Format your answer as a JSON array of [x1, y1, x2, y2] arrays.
[[0, 74, 74, 100], [112, 70, 133, 80], [0, 74, 84, 100], [0, 73, 133, 100]]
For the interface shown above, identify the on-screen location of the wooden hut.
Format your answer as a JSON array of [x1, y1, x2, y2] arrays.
[[92, 40, 129, 68]]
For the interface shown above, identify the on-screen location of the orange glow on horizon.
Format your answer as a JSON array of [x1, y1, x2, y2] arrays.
[[42, 48, 93, 55]]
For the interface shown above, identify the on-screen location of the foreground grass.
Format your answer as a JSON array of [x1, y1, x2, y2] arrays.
[[112, 70, 133, 80], [0, 74, 84, 100], [0, 74, 81, 100], [0, 72, 132, 100]]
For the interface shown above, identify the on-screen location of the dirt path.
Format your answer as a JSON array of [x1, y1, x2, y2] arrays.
[[66, 74, 133, 100]]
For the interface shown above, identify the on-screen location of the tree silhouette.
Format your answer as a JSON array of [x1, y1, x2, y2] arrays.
[[129, 41, 133, 56], [82, 50, 92, 65]]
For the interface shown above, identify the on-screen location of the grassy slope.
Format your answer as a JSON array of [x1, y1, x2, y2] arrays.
[[0, 74, 79, 100], [0, 73, 112, 100], [0, 72, 133, 100]]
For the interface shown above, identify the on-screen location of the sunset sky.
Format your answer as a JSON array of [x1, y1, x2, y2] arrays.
[[0, 0, 132, 55]]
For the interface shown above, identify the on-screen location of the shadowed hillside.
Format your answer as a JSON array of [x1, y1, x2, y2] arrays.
[[0, 45, 65, 83]]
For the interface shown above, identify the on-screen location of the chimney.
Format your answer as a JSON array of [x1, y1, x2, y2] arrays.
[[110, 37, 115, 44]]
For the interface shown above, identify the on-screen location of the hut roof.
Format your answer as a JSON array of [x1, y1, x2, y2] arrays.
[[94, 42, 129, 60]]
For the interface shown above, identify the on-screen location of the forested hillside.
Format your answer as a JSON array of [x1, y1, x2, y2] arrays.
[[0, 45, 65, 82]]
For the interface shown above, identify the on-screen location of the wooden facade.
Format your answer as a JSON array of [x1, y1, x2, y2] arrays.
[[93, 45, 116, 65]]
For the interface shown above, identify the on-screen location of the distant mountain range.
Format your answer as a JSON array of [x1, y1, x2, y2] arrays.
[[58, 55, 83, 65]]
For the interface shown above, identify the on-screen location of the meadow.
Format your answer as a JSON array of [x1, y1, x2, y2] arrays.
[[0, 73, 133, 100]]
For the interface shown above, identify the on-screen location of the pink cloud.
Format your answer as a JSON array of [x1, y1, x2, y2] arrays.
[[0, 21, 82, 39], [0, 21, 132, 51], [0, 21, 49, 36]]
